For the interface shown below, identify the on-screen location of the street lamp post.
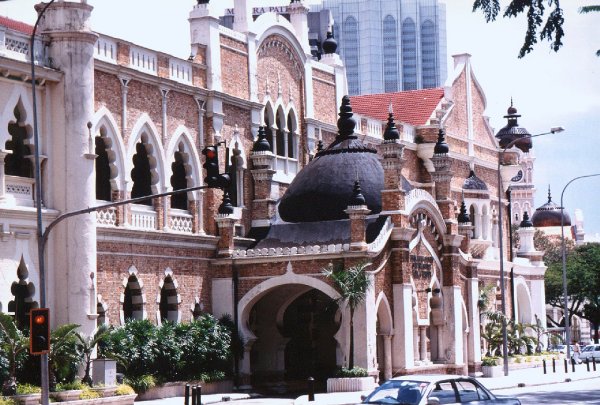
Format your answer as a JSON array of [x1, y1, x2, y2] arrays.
[[497, 127, 564, 376], [560, 173, 600, 361]]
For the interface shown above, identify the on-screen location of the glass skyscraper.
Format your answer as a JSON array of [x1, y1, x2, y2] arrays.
[[312, 0, 447, 95]]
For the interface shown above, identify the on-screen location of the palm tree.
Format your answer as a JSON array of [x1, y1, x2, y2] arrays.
[[0, 313, 29, 396], [76, 324, 110, 386], [49, 324, 82, 390], [322, 261, 372, 370]]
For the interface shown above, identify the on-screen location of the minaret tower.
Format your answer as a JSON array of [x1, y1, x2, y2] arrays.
[[39, 0, 98, 335]]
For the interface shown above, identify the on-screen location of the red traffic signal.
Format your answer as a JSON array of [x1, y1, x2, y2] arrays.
[[30, 308, 50, 355], [202, 146, 220, 188]]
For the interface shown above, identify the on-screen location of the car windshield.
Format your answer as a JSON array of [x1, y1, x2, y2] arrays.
[[363, 380, 429, 404]]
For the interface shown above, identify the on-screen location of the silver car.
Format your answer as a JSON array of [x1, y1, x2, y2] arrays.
[[361, 374, 521, 405]]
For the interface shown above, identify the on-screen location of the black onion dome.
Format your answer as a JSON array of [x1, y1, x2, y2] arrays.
[[218, 191, 234, 215], [322, 31, 338, 54], [348, 180, 366, 206], [495, 100, 532, 152], [458, 200, 470, 224], [278, 96, 383, 223], [520, 211, 533, 228], [383, 106, 400, 141], [434, 128, 449, 154], [463, 170, 488, 191], [252, 126, 271, 152], [531, 187, 571, 227], [197, 0, 209, 4]]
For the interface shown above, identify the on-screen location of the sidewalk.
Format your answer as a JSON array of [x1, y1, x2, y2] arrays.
[[135, 364, 600, 405]]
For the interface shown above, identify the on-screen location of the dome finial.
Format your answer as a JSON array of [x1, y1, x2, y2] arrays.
[[348, 179, 366, 207], [252, 126, 271, 152], [322, 31, 338, 54], [336, 95, 357, 140], [218, 190, 234, 215], [458, 191, 470, 224], [520, 211, 533, 228], [547, 185, 552, 203], [383, 102, 400, 141], [433, 127, 449, 154]]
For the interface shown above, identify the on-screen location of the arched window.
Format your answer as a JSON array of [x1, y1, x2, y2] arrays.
[[95, 134, 112, 201], [170, 150, 188, 210], [123, 275, 143, 322], [192, 301, 203, 320], [131, 139, 153, 206], [383, 15, 398, 93], [5, 105, 33, 178], [401, 18, 417, 90], [159, 275, 178, 323], [343, 16, 360, 95], [264, 109, 274, 150], [421, 20, 437, 88], [275, 109, 286, 157], [287, 114, 295, 159]]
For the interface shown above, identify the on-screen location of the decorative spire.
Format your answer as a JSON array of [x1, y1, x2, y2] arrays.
[[433, 127, 449, 154], [316, 139, 324, 152], [322, 31, 338, 54], [520, 211, 533, 228], [547, 185, 553, 203], [218, 190, 234, 215], [348, 179, 366, 207], [458, 198, 470, 224], [252, 126, 271, 152], [197, 0, 210, 4], [336, 95, 357, 140], [383, 103, 400, 141]]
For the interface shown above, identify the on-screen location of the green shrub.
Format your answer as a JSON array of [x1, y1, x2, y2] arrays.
[[199, 371, 226, 383], [78, 388, 100, 400], [0, 397, 16, 405], [123, 375, 155, 394], [55, 381, 85, 391], [481, 356, 499, 366], [334, 367, 368, 378], [16, 384, 41, 395], [114, 384, 135, 396]]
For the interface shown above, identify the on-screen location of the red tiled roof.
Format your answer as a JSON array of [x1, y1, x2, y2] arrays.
[[350, 88, 445, 127], [0, 15, 34, 35]]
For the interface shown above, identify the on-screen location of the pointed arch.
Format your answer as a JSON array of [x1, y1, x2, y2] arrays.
[[92, 107, 127, 194], [375, 292, 393, 335], [127, 114, 166, 194], [120, 266, 146, 324], [165, 126, 202, 203], [0, 86, 34, 149], [97, 294, 109, 326], [515, 277, 534, 324], [156, 268, 181, 324]]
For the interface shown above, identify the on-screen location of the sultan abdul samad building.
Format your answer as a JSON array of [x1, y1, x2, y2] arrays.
[[0, 0, 547, 387]]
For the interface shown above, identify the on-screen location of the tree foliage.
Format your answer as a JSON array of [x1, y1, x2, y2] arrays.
[[473, 0, 565, 58], [323, 261, 372, 370]]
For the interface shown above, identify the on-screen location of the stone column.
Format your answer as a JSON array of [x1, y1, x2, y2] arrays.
[[249, 147, 276, 228], [215, 214, 238, 258], [39, 1, 98, 335], [420, 327, 428, 361], [383, 335, 393, 381], [413, 327, 420, 361], [345, 204, 371, 252]]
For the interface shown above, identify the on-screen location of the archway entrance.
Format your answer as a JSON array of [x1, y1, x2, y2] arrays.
[[248, 285, 339, 392]]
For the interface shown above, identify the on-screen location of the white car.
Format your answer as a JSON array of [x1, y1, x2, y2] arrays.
[[360, 374, 521, 404], [579, 344, 600, 362]]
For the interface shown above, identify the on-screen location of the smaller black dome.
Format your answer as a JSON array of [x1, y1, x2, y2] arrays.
[[495, 100, 532, 152], [322, 31, 338, 54], [348, 179, 366, 206], [531, 187, 571, 227], [463, 170, 488, 191], [383, 106, 400, 141], [434, 128, 449, 155], [520, 211, 533, 228], [252, 126, 271, 152], [218, 191, 234, 215]]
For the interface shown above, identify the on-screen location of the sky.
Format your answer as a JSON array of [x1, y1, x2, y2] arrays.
[[1, 0, 599, 237]]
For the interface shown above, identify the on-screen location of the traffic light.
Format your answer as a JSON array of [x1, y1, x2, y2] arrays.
[[30, 308, 50, 355], [202, 146, 220, 188]]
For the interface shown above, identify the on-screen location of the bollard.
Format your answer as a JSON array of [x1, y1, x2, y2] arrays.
[[552, 357, 556, 373], [197, 385, 202, 405], [542, 359, 547, 374], [564, 358, 568, 373], [184, 384, 190, 405], [571, 358, 575, 373], [593, 357, 597, 372], [191, 386, 197, 405], [308, 377, 315, 402], [587, 358, 590, 372]]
